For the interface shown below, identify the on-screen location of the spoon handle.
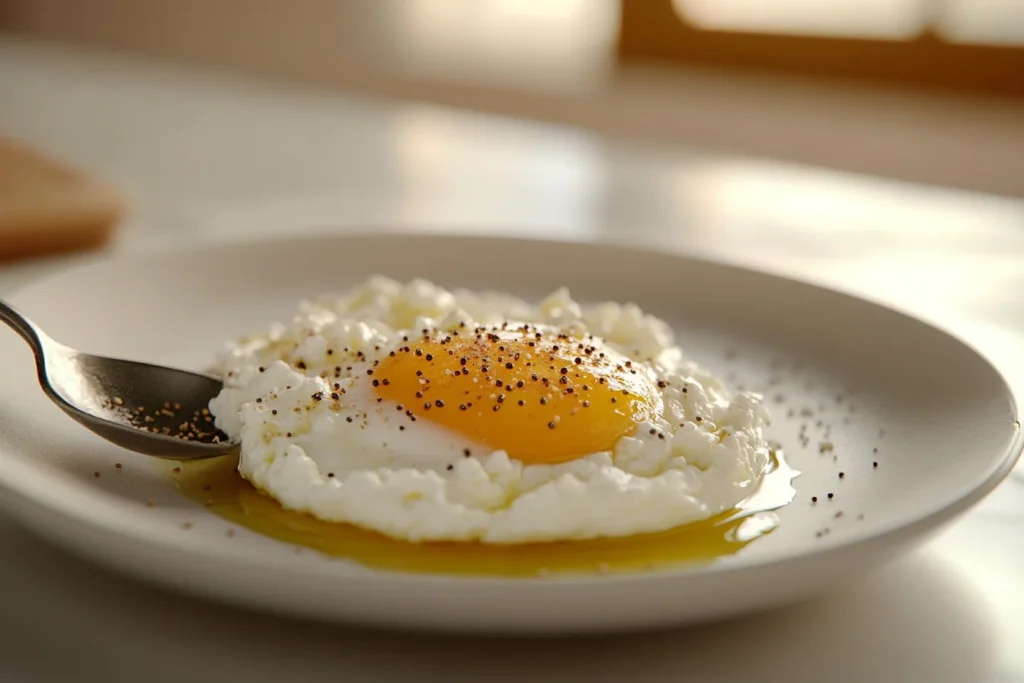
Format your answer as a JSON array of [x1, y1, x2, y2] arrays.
[[0, 299, 50, 358]]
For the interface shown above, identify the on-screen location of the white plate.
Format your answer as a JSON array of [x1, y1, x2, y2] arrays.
[[0, 233, 1019, 634]]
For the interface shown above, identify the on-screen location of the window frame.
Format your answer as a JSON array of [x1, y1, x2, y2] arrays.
[[617, 0, 1024, 97]]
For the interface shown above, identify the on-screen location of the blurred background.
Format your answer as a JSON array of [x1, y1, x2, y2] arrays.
[[0, 0, 1022, 272], [3, 1, 1024, 186], [2, 0, 1024, 192]]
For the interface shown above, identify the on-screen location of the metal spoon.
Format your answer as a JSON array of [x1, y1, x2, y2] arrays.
[[0, 300, 236, 460]]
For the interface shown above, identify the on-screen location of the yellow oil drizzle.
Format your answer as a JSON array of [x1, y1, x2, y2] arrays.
[[174, 451, 797, 577]]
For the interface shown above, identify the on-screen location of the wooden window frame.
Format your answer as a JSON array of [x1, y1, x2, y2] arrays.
[[617, 0, 1024, 97]]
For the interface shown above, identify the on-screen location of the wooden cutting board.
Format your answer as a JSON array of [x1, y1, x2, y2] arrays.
[[0, 138, 124, 262]]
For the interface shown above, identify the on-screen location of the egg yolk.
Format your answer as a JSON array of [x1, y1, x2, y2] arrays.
[[373, 324, 657, 464]]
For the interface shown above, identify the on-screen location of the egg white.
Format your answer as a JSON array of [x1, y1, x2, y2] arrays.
[[209, 277, 771, 543]]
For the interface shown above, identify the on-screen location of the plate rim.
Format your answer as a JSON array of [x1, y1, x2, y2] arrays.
[[0, 230, 1020, 590]]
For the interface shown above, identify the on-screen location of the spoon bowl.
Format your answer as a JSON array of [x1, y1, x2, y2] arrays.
[[0, 300, 236, 460]]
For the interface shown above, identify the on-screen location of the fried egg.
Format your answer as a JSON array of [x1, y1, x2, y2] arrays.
[[209, 277, 770, 544]]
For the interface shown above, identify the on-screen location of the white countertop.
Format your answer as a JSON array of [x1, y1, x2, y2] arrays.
[[1, 39, 1023, 683]]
